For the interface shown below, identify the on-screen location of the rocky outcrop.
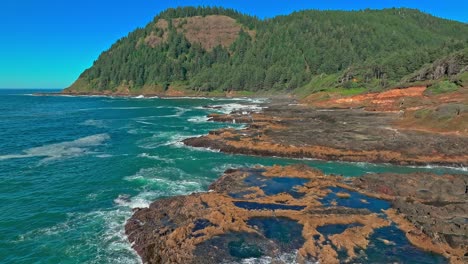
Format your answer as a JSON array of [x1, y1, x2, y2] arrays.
[[350, 172, 468, 263], [184, 103, 468, 166], [126, 165, 466, 263], [405, 48, 468, 83], [306, 86, 427, 112]]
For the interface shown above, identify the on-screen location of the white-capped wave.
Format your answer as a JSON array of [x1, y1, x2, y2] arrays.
[[0, 134, 110, 163]]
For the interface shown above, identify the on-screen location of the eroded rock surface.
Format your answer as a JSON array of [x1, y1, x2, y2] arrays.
[[350, 172, 468, 263], [126, 165, 465, 263], [184, 102, 468, 166]]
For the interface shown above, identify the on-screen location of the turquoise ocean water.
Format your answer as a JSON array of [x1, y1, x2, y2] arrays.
[[0, 89, 465, 263]]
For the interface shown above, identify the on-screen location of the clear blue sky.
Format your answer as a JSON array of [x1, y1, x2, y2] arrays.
[[0, 0, 466, 89]]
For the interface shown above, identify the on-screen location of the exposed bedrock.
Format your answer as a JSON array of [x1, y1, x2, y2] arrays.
[[184, 103, 468, 166], [125, 165, 467, 264], [351, 172, 468, 263]]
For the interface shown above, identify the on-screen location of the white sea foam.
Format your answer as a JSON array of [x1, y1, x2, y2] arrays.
[[80, 119, 108, 128], [168, 134, 200, 148], [235, 251, 308, 264], [211, 163, 257, 174], [136, 132, 197, 149], [135, 120, 155, 125], [185, 145, 221, 153], [86, 192, 99, 201], [127, 129, 140, 135], [245, 97, 269, 104], [137, 153, 174, 163], [187, 116, 210, 123], [408, 164, 467, 172], [79, 209, 141, 264], [77, 106, 151, 111], [18, 207, 141, 264], [128, 95, 159, 99], [44, 94, 107, 98], [160, 96, 212, 100], [114, 190, 168, 209], [159, 106, 188, 118], [316, 109, 337, 112], [124, 167, 204, 193], [0, 134, 110, 163], [95, 154, 113, 158], [127, 126, 154, 135], [160, 96, 268, 103], [327, 159, 468, 173], [209, 103, 265, 114]]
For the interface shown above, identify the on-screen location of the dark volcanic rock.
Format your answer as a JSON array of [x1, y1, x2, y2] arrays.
[[125, 165, 462, 263], [351, 172, 468, 262], [184, 104, 468, 166]]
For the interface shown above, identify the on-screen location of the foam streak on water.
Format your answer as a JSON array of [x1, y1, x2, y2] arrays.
[[0, 133, 110, 163]]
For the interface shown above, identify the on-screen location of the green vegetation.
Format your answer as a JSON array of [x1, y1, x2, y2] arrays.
[[337, 87, 368, 96], [293, 74, 339, 97], [66, 7, 468, 95], [456, 71, 468, 87], [425, 80, 459, 95]]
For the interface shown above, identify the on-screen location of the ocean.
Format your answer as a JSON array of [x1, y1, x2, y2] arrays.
[[0, 89, 464, 263]]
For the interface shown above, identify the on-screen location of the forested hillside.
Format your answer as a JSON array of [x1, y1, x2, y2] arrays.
[[65, 7, 468, 95]]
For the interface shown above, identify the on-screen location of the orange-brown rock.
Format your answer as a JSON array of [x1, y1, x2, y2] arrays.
[[304, 86, 427, 112], [126, 165, 463, 263]]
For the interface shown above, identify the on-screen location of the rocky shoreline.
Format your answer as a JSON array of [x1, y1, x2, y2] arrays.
[[125, 96, 467, 263], [184, 101, 468, 167], [125, 165, 467, 263]]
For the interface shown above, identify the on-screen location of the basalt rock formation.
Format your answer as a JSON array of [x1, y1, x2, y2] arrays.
[[351, 172, 468, 263], [184, 100, 468, 166], [125, 165, 467, 263]]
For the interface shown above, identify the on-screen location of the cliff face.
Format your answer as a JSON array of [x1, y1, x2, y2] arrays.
[[64, 7, 468, 96]]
